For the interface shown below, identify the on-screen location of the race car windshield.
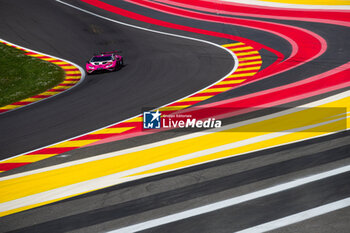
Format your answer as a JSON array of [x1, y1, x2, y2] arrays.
[[91, 56, 112, 62]]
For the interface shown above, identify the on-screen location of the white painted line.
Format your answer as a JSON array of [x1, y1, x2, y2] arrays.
[[1, 89, 348, 181], [0, 115, 347, 213], [0, 0, 238, 164], [235, 197, 350, 233], [0, 38, 86, 115], [108, 165, 350, 233], [220, 0, 350, 10]]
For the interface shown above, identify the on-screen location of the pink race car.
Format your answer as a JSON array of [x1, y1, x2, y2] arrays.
[[85, 51, 123, 74]]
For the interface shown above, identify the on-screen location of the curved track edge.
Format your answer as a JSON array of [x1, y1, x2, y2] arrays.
[[0, 38, 85, 114]]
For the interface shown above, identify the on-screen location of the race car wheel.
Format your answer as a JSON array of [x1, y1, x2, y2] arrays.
[[118, 60, 122, 69]]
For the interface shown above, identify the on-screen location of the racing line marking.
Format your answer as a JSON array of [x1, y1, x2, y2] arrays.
[[109, 165, 350, 232], [234, 197, 350, 233]]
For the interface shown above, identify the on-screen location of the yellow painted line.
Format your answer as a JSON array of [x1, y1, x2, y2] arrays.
[[21, 97, 45, 102], [61, 65, 78, 70], [217, 79, 246, 85], [228, 72, 257, 78], [236, 66, 261, 72], [199, 87, 232, 93], [64, 77, 81, 80], [52, 85, 73, 90], [178, 96, 214, 102], [65, 75, 82, 79], [260, 0, 350, 5], [238, 56, 261, 61], [0, 98, 347, 205], [49, 140, 99, 148], [52, 61, 70, 65], [41, 58, 58, 61], [222, 42, 245, 47], [230, 46, 254, 52], [40, 91, 62, 95], [158, 105, 191, 111], [131, 120, 346, 177], [124, 117, 143, 122], [235, 51, 260, 56], [238, 61, 262, 67], [0, 194, 81, 218], [0, 97, 347, 215], [61, 80, 78, 84], [0, 105, 21, 110], [2, 154, 56, 163], [91, 127, 134, 134], [65, 71, 81, 75], [27, 54, 45, 57]]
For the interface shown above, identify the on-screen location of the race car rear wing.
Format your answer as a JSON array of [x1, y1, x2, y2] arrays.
[[92, 51, 122, 56], [101, 51, 122, 54]]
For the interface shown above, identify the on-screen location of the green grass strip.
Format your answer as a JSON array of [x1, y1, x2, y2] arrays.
[[0, 43, 65, 107]]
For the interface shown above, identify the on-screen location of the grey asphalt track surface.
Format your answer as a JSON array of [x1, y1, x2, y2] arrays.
[[0, 0, 349, 232], [0, 0, 233, 158], [1, 131, 349, 232]]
